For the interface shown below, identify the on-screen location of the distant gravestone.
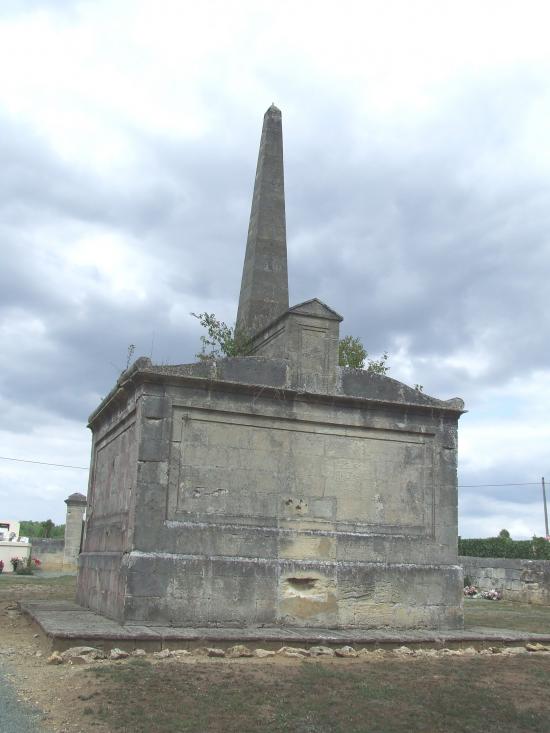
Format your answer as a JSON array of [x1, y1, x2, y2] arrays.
[[76, 106, 465, 629]]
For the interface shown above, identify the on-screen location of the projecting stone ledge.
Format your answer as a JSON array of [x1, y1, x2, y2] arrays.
[[19, 600, 550, 653], [89, 354, 463, 428]]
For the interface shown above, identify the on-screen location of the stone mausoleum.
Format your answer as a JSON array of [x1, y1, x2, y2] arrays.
[[77, 106, 465, 629]]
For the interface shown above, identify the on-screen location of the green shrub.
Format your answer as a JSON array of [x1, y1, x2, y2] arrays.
[[13, 555, 41, 575], [15, 564, 33, 575], [459, 536, 550, 560], [19, 520, 65, 538]]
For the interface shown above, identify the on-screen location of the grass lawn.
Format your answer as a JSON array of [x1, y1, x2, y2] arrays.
[[0, 573, 76, 602], [464, 598, 550, 633], [79, 598, 550, 733], [85, 654, 550, 733], [4, 575, 550, 732]]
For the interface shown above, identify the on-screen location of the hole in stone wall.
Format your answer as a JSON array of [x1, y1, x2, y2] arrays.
[[286, 577, 317, 591], [283, 498, 308, 513]]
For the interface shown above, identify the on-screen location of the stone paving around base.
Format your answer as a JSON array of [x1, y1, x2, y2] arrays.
[[19, 600, 550, 653]]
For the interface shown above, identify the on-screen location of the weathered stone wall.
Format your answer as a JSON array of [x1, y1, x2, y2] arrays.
[[78, 359, 463, 629], [460, 556, 550, 605], [78, 552, 128, 619], [31, 538, 65, 571], [81, 401, 137, 557], [76, 387, 138, 618]]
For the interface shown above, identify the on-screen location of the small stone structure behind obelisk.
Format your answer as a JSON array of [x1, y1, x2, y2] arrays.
[[63, 492, 87, 571], [77, 105, 465, 629]]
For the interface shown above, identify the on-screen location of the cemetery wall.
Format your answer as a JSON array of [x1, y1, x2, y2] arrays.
[[460, 555, 550, 605], [31, 538, 65, 571]]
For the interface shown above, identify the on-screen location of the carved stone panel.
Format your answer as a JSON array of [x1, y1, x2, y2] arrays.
[[167, 407, 434, 536]]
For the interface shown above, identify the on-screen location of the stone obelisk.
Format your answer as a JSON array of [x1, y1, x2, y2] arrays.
[[236, 105, 289, 340], [75, 105, 464, 633]]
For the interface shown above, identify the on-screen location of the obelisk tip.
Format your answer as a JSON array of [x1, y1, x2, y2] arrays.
[[265, 103, 281, 116]]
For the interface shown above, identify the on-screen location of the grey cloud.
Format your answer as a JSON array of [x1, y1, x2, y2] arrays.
[[3, 72, 549, 426], [1, 63, 549, 538], [278, 78, 550, 402]]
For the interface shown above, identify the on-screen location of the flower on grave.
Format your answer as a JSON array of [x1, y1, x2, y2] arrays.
[[463, 585, 479, 597], [33, 558, 41, 566], [10, 557, 21, 571], [480, 589, 503, 601], [0, 560, 4, 572]]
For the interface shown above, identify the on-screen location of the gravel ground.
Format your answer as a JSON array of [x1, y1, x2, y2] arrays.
[[0, 662, 47, 733]]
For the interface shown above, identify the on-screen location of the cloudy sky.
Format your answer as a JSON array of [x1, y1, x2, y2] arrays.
[[1, 0, 549, 538]]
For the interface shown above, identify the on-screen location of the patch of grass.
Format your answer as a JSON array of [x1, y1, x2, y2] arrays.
[[83, 656, 550, 733], [94, 658, 152, 678], [464, 599, 550, 633], [0, 574, 76, 585], [0, 573, 77, 602]]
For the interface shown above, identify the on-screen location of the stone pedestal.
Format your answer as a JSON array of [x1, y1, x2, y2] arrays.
[[63, 492, 87, 571], [76, 354, 464, 629]]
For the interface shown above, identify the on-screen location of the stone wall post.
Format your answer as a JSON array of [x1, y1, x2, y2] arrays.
[[63, 492, 87, 571]]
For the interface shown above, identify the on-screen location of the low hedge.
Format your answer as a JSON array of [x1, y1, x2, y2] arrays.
[[459, 536, 550, 560]]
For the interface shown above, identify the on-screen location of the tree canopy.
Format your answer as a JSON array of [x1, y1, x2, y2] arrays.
[[19, 520, 65, 538]]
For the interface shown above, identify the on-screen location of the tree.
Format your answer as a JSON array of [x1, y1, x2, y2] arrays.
[[19, 520, 65, 539], [41, 519, 54, 538], [191, 313, 250, 361], [498, 529, 511, 539], [338, 335, 389, 374], [338, 335, 366, 369], [193, 314, 390, 374]]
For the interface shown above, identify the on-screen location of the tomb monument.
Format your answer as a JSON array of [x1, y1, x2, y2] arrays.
[[77, 105, 465, 629]]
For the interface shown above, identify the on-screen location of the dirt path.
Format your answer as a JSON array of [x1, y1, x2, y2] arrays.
[[0, 576, 109, 733], [0, 663, 48, 733]]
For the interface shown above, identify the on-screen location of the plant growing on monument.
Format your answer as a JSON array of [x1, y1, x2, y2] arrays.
[[338, 335, 365, 369], [338, 335, 390, 374], [191, 312, 251, 361], [193, 313, 390, 374], [126, 344, 136, 370]]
